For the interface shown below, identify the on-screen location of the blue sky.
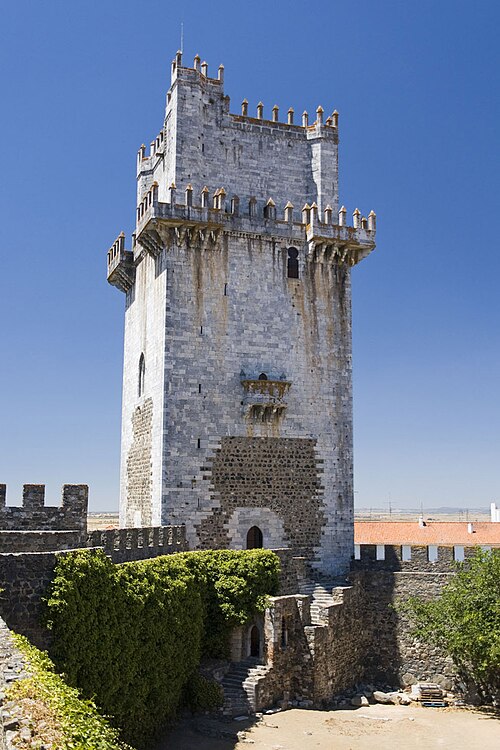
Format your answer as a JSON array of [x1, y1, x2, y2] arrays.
[[0, 1, 498, 512]]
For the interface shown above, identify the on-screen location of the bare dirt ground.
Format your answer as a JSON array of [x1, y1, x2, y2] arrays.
[[157, 705, 500, 750]]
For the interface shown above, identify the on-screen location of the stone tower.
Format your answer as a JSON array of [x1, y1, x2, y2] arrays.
[[107, 51, 376, 575]]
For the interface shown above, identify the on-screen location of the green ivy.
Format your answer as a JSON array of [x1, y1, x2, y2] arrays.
[[45, 548, 279, 746], [8, 635, 133, 750]]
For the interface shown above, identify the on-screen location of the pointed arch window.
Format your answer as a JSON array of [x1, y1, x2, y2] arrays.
[[287, 247, 299, 279], [138, 353, 145, 397], [246, 526, 263, 549]]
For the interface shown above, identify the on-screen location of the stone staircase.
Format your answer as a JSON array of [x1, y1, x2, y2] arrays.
[[220, 658, 270, 716], [298, 577, 347, 625]]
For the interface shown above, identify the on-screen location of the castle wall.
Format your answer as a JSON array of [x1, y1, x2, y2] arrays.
[[0, 526, 187, 649]]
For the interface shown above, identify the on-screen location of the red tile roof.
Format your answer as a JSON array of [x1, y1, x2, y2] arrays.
[[354, 521, 500, 546]]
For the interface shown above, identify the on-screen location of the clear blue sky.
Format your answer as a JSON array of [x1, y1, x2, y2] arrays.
[[0, 1, 498, 512]]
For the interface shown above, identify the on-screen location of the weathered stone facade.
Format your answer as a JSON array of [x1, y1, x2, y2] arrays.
[[108, 51, 376, 576], [125, 398, 154, 527], [197, 437, 324, 554]]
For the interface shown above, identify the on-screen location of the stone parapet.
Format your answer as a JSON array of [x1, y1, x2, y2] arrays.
[[0, 485, 87, 534], [86, 525, 187, 562], [133, 198, 375, 269], [0, 530, 82, 553], [353, 543, 489, 573]]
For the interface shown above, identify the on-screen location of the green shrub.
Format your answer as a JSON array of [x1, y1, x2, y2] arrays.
[[45, 548, 279, 746], [8, 635, 133, 750], [183, 673, 224, 712]]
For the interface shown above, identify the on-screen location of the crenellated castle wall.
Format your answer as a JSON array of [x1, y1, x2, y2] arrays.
[[0, 485, 87, 535]]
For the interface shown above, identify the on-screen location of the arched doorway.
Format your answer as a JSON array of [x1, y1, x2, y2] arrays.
[[250, 625, 260, 657], [246, 526, 263, 549]]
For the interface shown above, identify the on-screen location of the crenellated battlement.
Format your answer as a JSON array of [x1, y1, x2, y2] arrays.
[[125, 183, 375, 271], [352, 542, 497, 572], [132, 52, 346, 218], [86, 525, 187, 562], [0, 485, 88, 533]]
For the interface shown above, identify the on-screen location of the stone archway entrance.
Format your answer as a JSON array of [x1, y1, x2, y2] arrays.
[[250, 625, 260, 658], [246, 525, 263, 549]]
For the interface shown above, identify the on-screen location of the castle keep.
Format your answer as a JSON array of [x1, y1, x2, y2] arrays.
[[107, 51, 376, 575]]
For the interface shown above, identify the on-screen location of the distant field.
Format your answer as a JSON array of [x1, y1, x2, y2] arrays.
[[355, 510, 491, 522], [88, 510, 492, 530], [87, 513, 119, 531]]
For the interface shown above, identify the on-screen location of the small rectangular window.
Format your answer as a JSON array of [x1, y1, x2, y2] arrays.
[[454, 545, 465, 561], [197, 438, 201, 449], [428, 545, 438, 562], [354, 544, 361, 560], [402, 545, 412, 561], [376, 545, 385, 561], [198, 384, 202, 394]]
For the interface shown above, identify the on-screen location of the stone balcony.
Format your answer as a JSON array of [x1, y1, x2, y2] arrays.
[[241, 378, 292, 422], [107, 232, 135, 292]]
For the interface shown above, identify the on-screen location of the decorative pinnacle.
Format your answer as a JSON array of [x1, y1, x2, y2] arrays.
[[284, 201, 294, 208], [266, 197, 276, 207], [287, 107, 294, 124], [201, 186, 209, 192]]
